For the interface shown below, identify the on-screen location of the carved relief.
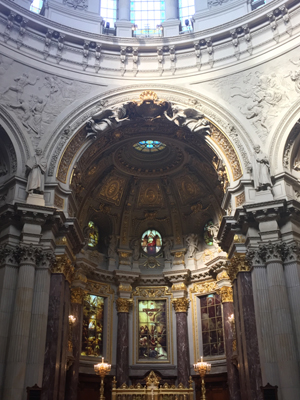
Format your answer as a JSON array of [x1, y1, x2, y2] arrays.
[[98, 172, 126, 206], [190, 281, 217, 294], [175, 174, 201, 204], [132, 286, 171, 298], [137, 182, 164, 208], [211, 125, 242, 180], [54, 194, 64, 209], [63, 0, 87, 10], [85, 280, 114, 295], [235, 192, 245, 207]]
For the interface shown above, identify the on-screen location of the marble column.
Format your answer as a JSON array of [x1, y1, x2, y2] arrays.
[[116, 0, 132, 37], [218, 286, 241, 400], [234, 271, 263, 400], [65, 287, 86, 400], [284, 242, 300, 364], [116, 298, 132, 386], [25, 253, 53, 389], [265, 244, 300, 400], [41, 256, 73, 400], [162, 0, 180, 36], [0, 247, 18, 397], [2, 246, 38, 400], [172, 297, 190, 387]]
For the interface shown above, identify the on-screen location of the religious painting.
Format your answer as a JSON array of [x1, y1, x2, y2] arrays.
[[138, 300, 168, 360], [200, 293, 224, 357], [141, 229, 162, 256], [81, 295, 104, 357]]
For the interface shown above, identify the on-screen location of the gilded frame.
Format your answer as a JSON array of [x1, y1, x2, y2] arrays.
[[80, 280, 114, 363], [132, 286, 173, 364], [189, 281, 225, 362]]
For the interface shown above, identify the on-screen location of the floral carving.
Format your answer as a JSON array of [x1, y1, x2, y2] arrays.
[[172, 297, 190, 313]]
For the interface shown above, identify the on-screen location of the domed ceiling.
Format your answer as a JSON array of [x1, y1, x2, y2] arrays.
[[69, 94, 228, 252]]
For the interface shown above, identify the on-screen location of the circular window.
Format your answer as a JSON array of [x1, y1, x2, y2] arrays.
[[141, 229, 162, 255], [133, 140, 166, 153]]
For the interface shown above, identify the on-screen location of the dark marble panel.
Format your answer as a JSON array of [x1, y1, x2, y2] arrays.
[[237, 272, 263, 400], [176, 312, 190, 387], [58, 281, 70, 400], [116, 312, 129, 386], [223, 301, 241, 400], [65, 302, 83, 400], [41, 274, 66, 400]]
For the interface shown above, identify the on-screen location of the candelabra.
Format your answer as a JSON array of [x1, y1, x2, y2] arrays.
[[68, 315, 76, 352], [193, 356, 211, 400], [94, 357, 111, 400]]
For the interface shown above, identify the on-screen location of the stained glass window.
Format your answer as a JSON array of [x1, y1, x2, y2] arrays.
[[200, 293, 224, 357], [179, 0, 195, 32], [130, 0, 165, 37], [204, 220, 214, 245], [101, 0, 117, 26], [133, 140, 166, 153], [81, 295, 104, 357], [30, 0, 43, 14], [88, 221, 99, 248], [141, 229, 162, 256], [138, 300, 167, 360]]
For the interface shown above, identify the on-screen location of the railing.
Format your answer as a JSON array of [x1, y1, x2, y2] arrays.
[[112, 371, 194, 400]]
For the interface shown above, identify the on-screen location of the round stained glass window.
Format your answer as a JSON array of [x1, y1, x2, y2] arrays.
[[133, 140, 166, 153], [141, 229, 162, 255]]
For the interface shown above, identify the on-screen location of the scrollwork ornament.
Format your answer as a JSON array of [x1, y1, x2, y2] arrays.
[[71, 287, 87, 304], [172, 297, 190, 313], [116, 298, 133, 313]]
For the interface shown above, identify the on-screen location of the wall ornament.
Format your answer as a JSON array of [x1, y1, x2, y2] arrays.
[[63, 0, 87, 10]]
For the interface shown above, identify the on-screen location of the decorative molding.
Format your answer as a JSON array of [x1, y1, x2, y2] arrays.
[[132, 286, 172, 298], [116, 298, 133, 313], [85, 280, 115, 295], [172, 297, 190, 313], [190, 281, 217, 295]]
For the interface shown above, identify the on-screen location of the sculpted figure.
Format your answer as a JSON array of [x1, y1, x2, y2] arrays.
[[108, 235, 118, 258], [25, 148, 47, 194], [186, 234, 198, 258], [86, 104, 129, 138], [163, 237, 172, 261], [164, 103, 210, 135], [1, 73, 39, 101], [207, 224, 219, 248], [252, 145, 272, 191], [131, 237, 140, 261]]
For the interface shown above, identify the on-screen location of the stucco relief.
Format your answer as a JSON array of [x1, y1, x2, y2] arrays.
[[0, 60, 91, 146], [210, 66, 298, 142]]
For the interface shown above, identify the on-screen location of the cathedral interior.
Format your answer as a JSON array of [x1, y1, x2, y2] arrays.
[[1, 0, 300, 400]]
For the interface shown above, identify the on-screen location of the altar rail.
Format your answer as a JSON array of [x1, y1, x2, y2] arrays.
[[112, 372, 194, 400]]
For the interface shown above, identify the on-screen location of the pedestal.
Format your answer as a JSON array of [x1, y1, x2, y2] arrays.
[[26, 193, 45, 207]]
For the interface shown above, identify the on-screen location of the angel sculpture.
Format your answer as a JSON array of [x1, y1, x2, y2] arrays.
[[86, 103, 129, 138], [164, 103, 211, 135]]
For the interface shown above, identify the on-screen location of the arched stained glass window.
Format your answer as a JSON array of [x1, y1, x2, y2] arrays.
[[179, 0, 195, 31], [81, 295, 104, 357], [204, 220, 214, 245], [101, 0, 117, 26], [30, 0, 43, 14], [88, 221, 99, 248], [130, 0, 165, 37], [141, 229, 162, 256], [133, 140, 166, 153]]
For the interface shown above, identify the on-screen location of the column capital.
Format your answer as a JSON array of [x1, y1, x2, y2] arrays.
[[217, 286, 233, 303], [284, 241, 300, 263], [70, 287, 87, 304], [15, 244, 45, 265], [227, 253, 250, 281], [172, 297, 190, 313], [116, 298, 133, 313], [51, 254, 74, 283]]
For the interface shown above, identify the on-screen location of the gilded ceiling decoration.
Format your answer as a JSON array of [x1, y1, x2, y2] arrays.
[[97, 172, 127, 206], [175, 174, 202, 205], [137, 182, 164, 208]]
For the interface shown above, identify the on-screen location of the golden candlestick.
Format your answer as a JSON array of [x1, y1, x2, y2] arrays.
[[193, 356, 211, 400], [94, 357, 111, 400]]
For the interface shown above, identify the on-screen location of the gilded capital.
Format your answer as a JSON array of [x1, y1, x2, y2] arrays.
[[218, 286, 233, 303], [71, 287, 87, 304], [51, 255, 75, 284], [116, 298, 133, 313], [172, 297, 190, 313], [227, 254, 250, 282]]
